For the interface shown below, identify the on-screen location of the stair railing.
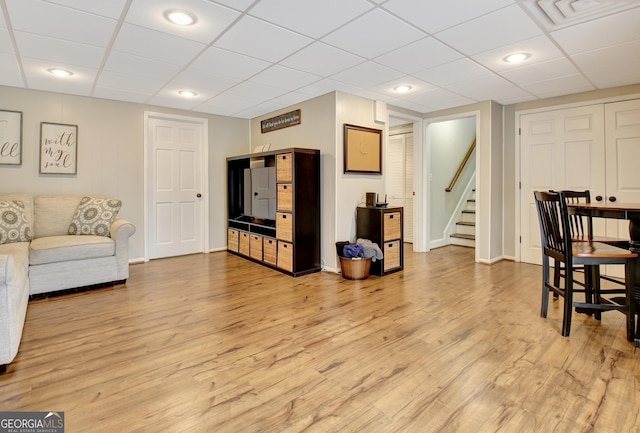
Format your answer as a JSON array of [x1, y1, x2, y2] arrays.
[[445, 138, 476, 192]]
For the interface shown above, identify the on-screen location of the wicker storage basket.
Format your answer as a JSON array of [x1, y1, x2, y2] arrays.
[[339, 257, 371, 280]]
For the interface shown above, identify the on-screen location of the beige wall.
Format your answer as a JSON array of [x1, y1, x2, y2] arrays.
[[250, 91, 389, 272], [0, 85, 249, 261]]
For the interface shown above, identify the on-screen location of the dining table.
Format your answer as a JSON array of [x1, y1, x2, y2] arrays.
[[568, 201, 640, 345]]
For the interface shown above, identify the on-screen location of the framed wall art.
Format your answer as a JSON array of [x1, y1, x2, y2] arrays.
[[343, 124, 382, 174], [40, 122, 78, 174], [0, 109, 23, 165]]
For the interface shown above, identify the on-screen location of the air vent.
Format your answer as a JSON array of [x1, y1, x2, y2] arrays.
[[517, 0, 638, 31]]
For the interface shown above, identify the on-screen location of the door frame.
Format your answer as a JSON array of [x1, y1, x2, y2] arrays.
[[143, 111, 209, 262], [514, 92, 640, 263]]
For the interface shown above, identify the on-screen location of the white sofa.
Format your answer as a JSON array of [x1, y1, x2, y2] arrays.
[[0, 194, 135, 371]]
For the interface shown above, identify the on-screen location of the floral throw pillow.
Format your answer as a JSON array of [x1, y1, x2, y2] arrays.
[[68, 197, 122, 237], [0, 200, 33, 244]]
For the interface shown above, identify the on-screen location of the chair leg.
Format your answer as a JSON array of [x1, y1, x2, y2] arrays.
[[541, 256, 550, 318], [591, 265, 602, 321], [562, 268, 574, 337], [553, 259, 560, 299], [625, 260, 636, 342]]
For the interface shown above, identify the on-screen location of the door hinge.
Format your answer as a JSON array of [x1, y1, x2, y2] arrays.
[[519, 236, 522, 243]]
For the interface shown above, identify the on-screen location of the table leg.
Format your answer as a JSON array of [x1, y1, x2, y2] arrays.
[[628, 219, 640, 345]]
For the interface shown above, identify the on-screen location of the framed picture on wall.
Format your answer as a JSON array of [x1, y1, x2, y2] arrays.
[[39, 122, 78, 174], [0, 109, 23, 165], [343, 124, 382, 174]]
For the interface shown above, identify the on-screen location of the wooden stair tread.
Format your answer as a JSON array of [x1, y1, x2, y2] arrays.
[[456, 221, 475, 226], [451, 233, 475, 240]]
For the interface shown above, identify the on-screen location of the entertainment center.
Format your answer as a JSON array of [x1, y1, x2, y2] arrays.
[[226, 148, 320, 276]]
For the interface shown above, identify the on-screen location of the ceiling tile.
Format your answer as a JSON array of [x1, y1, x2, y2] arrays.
[[125, 0, 241, 44], [93, 86, 154, 104], [446, 74, 531, 103], [414, 58, 492, 87], [189, 46, 271, 80], [6, 0, 117, 47], [197, 92, 265, 117], [550, 7, 640, 55], [41, 0, 129, 19], [103, 51, 181, 81], [572, 39, 640, 88], [520, 74, 595, 99], [383, 0, 514, 34], [374, 37, 463, 74], [235, 101, 287, 119], [167, 69, 241, 94], [471, 35, 564, 72], [14, 31, 105, 68], [98, 70, 165, 94], [226, 80, 290, 100], [295, 78, 362, 97], [322, 9, 425, 59], [214, 15, 312, 63], [112, 23, 206, 65], [280, 42, 365, 76], [249, 0, 373, 39], [21, 57, 96, 96], [498, 57, 580, 85], [0, 52, 23, 87], [331, 61, 405, 88], [0, 26, 15, 54], [250, 65, 320, 91], [146, 88, 209, 111], [207, 0, 256, 13], [435, 4, 543, 56], [370, 77, 436, 98]]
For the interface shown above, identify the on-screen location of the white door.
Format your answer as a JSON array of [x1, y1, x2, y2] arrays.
[[519, 105, 605, 264], [604, 99, 640, 239], [147, 113, 207, 259], [387, 133, 414, 242]]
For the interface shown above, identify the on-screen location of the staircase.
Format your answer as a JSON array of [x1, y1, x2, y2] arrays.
[[450, 190, 475, 248]]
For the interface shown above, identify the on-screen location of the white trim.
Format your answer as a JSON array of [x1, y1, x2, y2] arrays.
[[143, 111, 209, 261]]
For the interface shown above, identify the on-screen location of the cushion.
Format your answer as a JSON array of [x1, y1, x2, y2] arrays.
[[68, 197, 122, 237], [0, 200, 33, 244], [34, 195, 83, 237], [30, 235, 115, 265]]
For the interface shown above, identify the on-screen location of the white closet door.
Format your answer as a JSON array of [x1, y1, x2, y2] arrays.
[[604, 99, 640, 239], [387, 133, 414, 243], [519, 105, 605, 265]]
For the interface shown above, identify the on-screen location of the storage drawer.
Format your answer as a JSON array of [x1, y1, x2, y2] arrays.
[[250, 234, 263, 261], [383, 240, 401, 271], [276, 212, 293, 242], [263, 238, 277, 265], [239, 231, 250, 256], [277, 241, 293, 272], [276, 153, 293, 182], [277, 183, 293, 211], [228, 228, 239, 252], [383, 212, 401, 241]]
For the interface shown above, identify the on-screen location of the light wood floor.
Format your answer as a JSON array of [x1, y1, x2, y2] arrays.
[[1, 246, 639, 432]]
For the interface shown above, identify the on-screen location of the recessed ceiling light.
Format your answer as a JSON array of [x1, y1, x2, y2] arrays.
[[503, 53, 530, 63], [393, 85, 412, 94], [47, 68, 73, 77], [164, 9, 197, 26], [178, 90, 197, 98]]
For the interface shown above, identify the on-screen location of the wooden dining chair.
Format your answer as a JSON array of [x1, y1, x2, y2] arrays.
[[554, 190, 630, 317], [534, 191, 637, 338]]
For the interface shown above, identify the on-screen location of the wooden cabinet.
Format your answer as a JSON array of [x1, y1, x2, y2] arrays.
[[227, 148, 320, 276], [356, 206, 404, 276]]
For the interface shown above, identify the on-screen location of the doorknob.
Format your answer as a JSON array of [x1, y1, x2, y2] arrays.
[[595, 195, 603, 201], [609, 196, 617, 202], [196, 193, 202, 198]]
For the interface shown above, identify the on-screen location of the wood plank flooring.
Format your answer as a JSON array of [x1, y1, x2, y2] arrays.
[[1, 246, 639, 432]]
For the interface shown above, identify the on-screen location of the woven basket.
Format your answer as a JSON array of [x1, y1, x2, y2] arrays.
[[339, 257, 371, 280]]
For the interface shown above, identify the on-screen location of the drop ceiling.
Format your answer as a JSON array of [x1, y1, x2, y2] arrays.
[[1, 0, 639, 119]]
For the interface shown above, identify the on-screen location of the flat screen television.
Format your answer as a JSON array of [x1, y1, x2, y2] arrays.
[[243, 166, 276, 221]]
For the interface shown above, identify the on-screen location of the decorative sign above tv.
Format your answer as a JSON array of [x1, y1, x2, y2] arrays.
[[261, 109, 301, 133]]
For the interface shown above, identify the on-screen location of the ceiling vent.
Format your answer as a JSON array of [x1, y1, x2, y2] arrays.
[[517, 0, 638, 31]]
